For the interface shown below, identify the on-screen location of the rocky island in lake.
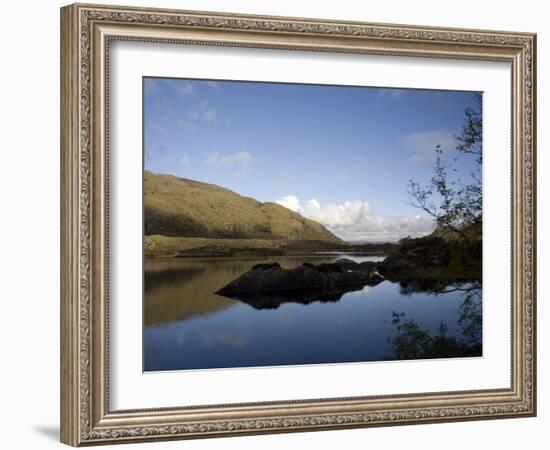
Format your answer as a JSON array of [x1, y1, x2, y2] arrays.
[[216, 231, 481, 308]]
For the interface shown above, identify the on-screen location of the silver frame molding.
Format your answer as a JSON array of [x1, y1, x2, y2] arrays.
[[60, 3, 536, 446]]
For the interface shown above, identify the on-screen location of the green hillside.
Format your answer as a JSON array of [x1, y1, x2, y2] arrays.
[[144, 171, 343, 245]]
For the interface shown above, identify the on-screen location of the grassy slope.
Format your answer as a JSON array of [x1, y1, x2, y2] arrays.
[[144, 171, 343, 256], [145, 235, 285, 257], [144, 235, 353, 257]]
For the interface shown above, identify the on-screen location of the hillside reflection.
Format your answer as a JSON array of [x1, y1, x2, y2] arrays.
[[144, 255, 341, 326]]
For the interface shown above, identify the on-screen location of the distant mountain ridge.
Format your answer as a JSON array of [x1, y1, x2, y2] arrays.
[[144, 171, 343, 244]]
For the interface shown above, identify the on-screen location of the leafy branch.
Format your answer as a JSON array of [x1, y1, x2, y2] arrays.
[[407, 93, 482, 257]]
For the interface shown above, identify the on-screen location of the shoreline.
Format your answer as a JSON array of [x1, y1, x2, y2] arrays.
[[144, 234, 398, 258], [143, 234, 482, 289]]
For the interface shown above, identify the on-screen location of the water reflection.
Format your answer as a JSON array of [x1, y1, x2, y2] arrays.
[[144, 259, 237, 325], [387, 285, 482, 360], [144, 255, 368, 325], [144, 255, 482, 371], [218, 284, 370, 310]]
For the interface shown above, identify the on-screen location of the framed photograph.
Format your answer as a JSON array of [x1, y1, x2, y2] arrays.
[[60, 3, 536, 446]]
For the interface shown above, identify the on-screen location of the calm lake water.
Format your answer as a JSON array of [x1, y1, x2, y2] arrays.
[[144, 254, 482, 371]]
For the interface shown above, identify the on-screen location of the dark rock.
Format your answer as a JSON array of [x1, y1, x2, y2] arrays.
[[316, 263, 345, 274], [333, 258, 357, 268], [252, 262, 281, 271], [229, 285, 367, 310], [216, 261, 383, 297], [358, 261, 378, 272]]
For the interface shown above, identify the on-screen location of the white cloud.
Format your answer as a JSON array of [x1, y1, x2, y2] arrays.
[[203, 109, 217, 122], [275, 195, 301, 212], [205, 151, 252, 168], [184, 107, 217, 124], [172, 80, 195, 97], [179, 152, 190, 165], [169, 83, 219, 124], [404, 129, 458, 162], [302, 199, 371, 229], [275, 196, 435, 242], [206, 81, 220, 88]]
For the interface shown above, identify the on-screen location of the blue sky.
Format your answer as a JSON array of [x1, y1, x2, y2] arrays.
[[144, 77, 480, 242]]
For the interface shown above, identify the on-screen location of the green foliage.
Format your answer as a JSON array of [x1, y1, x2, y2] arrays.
[[384, 233, 481, 286], [397, 235, 448, 255], [407, 93, 482, 257]]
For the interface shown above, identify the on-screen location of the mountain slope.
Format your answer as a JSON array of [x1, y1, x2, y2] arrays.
[[144, 171, 343, 244]]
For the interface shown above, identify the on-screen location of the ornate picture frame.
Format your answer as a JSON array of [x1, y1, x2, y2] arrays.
[[60, 3, 536, 446]]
